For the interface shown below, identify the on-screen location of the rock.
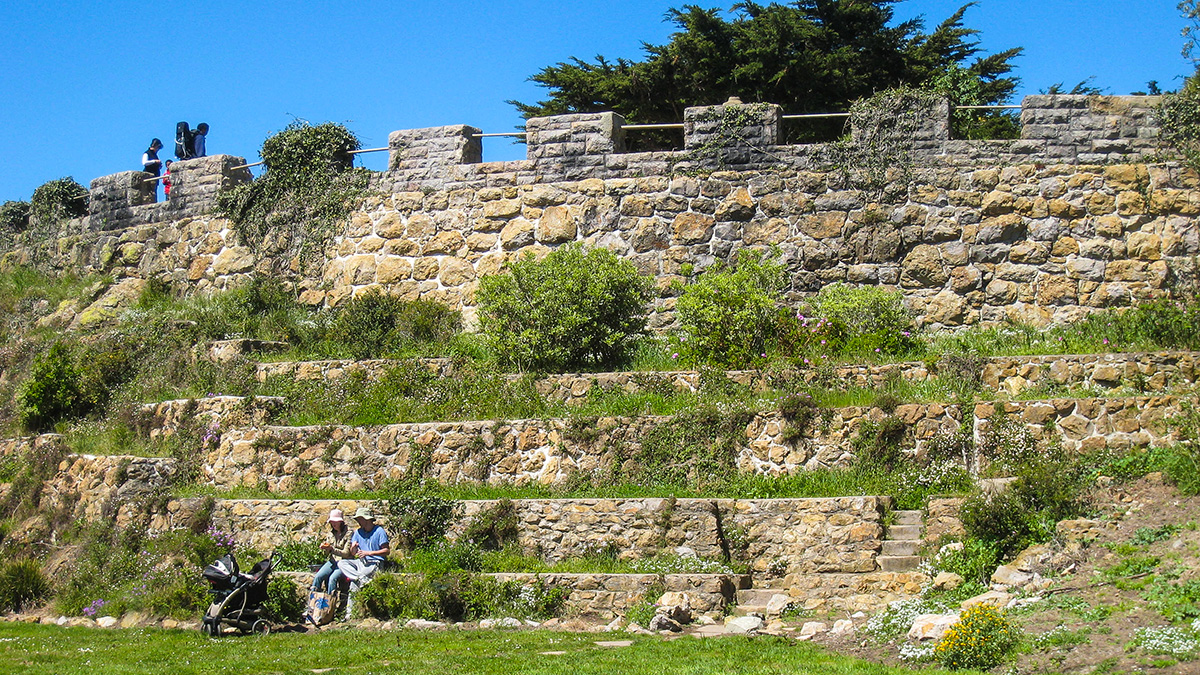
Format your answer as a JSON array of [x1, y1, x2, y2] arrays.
[[625, 623, 653, 635], [724, 616, 764, 634], [931, 572, 963, 591], [765, 593, 794, 617], [657, 592, 693, 623], [480, 617, 522, 629], [73, 278, 147, 330], [604, 618, 623, 632], [1056, 518, 1104, 540], [960, 590, 1013, 610], [96, 616, 119, 628], [120, 611, 152, 628], [990, 565, 1032, 587], [649, 614, 683, 632], [404, 619, 447, 630], [674, 546, 697, 558], [907, 613, 959, 641], [830, 619, 854, 636], [798, 622, 827, 638], [672, 212, 715, 243], [695, 615, 716, 626], [64, 617, 95, 628], [594, 640, 634, 648]]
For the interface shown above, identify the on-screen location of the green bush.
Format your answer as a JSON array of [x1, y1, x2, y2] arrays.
[[675, 249, 785, 367], [357, 572, 567, 622], [1167, 400, 1200, 494], [806, 283, 920, 357], [30, 177, 88, 226], [461, 499, 519, 551], [218, 121, 370, 268], [378, 484, 461, 551], [18, 342, 84, 432], [960, 489, 1043, 561], [357, 573, 438, 620], [0, 559, 51, 612], [934, 604, 1018, 670], [400, 541, 482, 576], [852, 416, 908, 470], [930, 539, 1001, 587], [263, 576, 305, 622], [477, 244, 653, 371], [274, 538, 325, 572], [0, 200, 30, 233], [331, 290, 460, 359]]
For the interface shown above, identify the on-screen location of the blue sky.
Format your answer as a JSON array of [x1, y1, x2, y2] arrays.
[[0, 0, 1192, 202]]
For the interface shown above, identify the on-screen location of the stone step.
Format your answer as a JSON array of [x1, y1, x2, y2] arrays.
[[877, 556, 922, 573], [885, 524, 922, 541], [891, 510, 924, 526], [881, 540, 922, 557]]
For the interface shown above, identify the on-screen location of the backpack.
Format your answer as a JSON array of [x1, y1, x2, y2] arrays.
[[175, 121, 195, 159]]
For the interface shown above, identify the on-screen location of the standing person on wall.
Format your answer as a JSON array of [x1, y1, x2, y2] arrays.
[[142, 138, 164, 197], [193, 123, 209, 157], [163, 160, 174, 198]]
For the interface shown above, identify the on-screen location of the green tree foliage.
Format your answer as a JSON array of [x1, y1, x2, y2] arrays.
[[18, 342, 84, 432], [1181, 1, 1200, 64], [217, 121, 370, 270], [1160, 74, 1200, 171], [512, 1, 1020, 142], [476, 244, 654, 371]]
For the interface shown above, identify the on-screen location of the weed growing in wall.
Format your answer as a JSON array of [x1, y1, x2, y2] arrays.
[[218, 121, 370, 272]]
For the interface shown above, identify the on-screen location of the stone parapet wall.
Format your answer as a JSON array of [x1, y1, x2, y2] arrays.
[[87, 155, 253, 233], [202, 405, 961, 492], [1021, 95, 1161, 164], [8, 160, 1198, 330], [205, 496, 887, 576], [974, 395, 1191, 454]]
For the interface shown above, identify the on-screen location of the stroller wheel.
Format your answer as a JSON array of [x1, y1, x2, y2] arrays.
[[251, 619, 270, 636], [201, 620, 219, 638]]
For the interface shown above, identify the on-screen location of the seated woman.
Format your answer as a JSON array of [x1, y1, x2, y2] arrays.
[[329, 507, 390, 617], [311, 509, 353, 596]]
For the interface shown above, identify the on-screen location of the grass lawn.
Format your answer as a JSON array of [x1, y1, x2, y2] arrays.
[[0, 623, 971, 675]]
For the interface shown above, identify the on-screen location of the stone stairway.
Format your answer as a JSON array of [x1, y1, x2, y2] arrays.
[[877, 510, 924, 572]]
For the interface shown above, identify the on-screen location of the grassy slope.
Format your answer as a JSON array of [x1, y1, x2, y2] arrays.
[[0, 623, 975, 675]]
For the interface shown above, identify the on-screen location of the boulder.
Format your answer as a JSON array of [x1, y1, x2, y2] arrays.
[[404, 619, 447, 630], [931, 572, 963, 592], [648, 614, 683, 632], [724, 615, 764, 634], [765, 593, 794, 617], [907, 614, 959, 641], [990, 564, 1032, 587], [96, 616, 119, 628], [798, 622, 827, 638], [480, 617, 522, 629], [960, 590, 1013, 610]]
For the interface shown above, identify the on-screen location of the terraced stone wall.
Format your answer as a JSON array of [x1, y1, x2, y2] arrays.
[[201, 496, 887, 576], [973, 395, 1184, 454], [203, 405, 963, 492]]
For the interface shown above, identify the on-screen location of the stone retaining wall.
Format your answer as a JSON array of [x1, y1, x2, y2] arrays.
[[278, 570, 744, 619], [135, 396, 286, 439], [203, 405, 962, 492], [973, 395, 1189, 454], [249, 350, 1199, 403], [204, 496, 887, 576]]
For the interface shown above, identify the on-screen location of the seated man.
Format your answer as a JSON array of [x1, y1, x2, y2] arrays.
[[329, 506, 389, 617]]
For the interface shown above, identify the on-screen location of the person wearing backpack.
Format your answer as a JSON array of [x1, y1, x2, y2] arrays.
[[193, 123, 209, 157]]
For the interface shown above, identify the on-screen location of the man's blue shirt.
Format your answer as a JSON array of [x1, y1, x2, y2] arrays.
[[352, 525, 389, 565]]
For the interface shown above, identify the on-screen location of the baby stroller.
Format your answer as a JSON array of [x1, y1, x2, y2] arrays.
[[200, 552, 277, 636]]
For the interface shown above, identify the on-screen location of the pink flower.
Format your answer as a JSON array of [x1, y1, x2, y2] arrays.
[[672, 353, 679, 359]]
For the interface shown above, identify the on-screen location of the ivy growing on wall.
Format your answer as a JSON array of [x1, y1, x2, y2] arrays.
[[824, 87, 944, 199], [217, 121, 371, 272], [1159, 75, 1200, 172]]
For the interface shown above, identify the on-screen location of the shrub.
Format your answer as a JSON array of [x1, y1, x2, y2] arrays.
[[0, 559, 51, 612], [357, 573, 438, 620], [934, 604, 1018, 670], [401, 541, 483, 576], [461, 499, 519, 551], [675, 249, 785, 367], [928, 539, 1001, 587], [960, 489, 1043, 561], [274, 538, 325, 572], [18, 342, 84, 432], [0, 200, 30, 233], [263, 576, 305, 622], [30, 177, 88, 226], [477, 244, 653, 371], [807, 283, 919, 357], [1168, 401, 1200, 494], [218, 121, 370, 269], [852, 416, 908, 470], [357, 572, 567, 622], [331, 290, 460, 359], [378, 484, 461, 551]]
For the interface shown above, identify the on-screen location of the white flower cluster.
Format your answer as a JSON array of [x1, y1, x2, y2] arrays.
[[898, 642, 936, 662], [1132, 626, 1200, 657], [863, 597, 949, 642], [629, 555, 735, 575]]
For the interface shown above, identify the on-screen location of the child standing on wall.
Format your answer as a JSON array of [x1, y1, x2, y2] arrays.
[[163, 160, 173, 198]]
